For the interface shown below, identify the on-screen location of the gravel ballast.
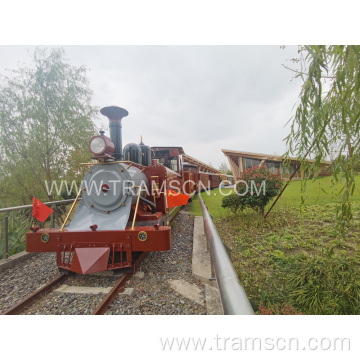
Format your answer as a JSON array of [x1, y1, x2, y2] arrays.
[[0, 253, 59, 313], [106, 209, 206, 314]]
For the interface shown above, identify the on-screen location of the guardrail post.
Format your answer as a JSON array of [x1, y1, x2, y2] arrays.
[[202, 202, 216, 280], [3, 211, 9, 260], [210, 260, 216, 280], [51, 205, 55, 228]]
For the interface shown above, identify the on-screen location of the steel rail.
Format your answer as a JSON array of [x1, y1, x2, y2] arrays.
[[1, 273, 69, 315], [199, 195, 254, 315], [92, 252, 147, 315]]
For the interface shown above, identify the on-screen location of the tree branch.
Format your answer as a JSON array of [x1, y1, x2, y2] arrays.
[[281, 64, 335, 79]]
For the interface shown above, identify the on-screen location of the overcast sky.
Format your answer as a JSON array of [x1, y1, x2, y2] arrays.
[[0, 45, 303, 169], [1, 0, 357, 350]]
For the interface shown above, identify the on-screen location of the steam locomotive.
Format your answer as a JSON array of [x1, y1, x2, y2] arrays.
[[26, 105, 222, 275]]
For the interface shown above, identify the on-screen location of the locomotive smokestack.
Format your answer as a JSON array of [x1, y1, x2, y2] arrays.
[[100, 106, 129, 161]]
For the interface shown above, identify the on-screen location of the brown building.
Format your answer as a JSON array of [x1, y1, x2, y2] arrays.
[[222, 149, 332, 182]]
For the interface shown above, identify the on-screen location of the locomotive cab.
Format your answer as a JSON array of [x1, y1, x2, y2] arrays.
[[151, 147, 184, 178]]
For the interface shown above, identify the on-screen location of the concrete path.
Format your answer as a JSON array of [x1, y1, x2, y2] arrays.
[[169, 279, 204, 306], [192, 216, 223, 315]]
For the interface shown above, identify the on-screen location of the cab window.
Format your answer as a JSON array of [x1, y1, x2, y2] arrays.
[[158, 157, 166, 166], [168, 157, 178, 172]]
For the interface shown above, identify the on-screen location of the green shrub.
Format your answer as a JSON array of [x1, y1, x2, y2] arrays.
[[222, 166, 283, 215], [221, 193, 244, 214]]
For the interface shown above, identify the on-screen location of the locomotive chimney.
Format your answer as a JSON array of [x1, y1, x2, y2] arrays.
[[100, 105, 129, 161]]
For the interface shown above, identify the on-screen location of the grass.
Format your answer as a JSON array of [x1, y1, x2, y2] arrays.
[[189, 175, 360, 314], [270, 174, 360, 207], [189, 187, 234, 217], [190, 174, 360, 216]]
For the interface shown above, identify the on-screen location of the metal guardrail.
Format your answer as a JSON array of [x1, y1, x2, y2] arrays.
[[0, 199, 79, 260], [199, 195, 254, 315]]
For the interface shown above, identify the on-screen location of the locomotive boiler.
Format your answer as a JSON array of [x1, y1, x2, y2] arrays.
[[26, 106, 183, 275]]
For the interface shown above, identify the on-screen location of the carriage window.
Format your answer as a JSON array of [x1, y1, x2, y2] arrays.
[[158, 157, 166, 166], [168, 157, 178, 172]]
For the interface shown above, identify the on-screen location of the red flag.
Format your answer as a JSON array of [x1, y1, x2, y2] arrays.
[[166, 190, 190, 208], [33, 197, 54, 222]]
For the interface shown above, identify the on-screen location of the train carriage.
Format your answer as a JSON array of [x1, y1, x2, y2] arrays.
[[209, 173, 221, 189]]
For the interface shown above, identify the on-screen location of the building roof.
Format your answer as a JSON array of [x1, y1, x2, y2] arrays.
[[182, 153, 221, 174], [221, 149, 332, 165]]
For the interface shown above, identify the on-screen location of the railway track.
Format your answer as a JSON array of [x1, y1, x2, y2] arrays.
[[1, 206, 183, 315], [2, 252, 147, 315], [92, 251, 147, 314], [1, 205, 200, 315], [2, 273, 69, 315]]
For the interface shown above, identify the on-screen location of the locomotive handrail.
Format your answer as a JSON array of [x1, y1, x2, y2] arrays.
[[131, 185, 143, 230], [0, 198, 80, 260], [60, 188, 85, 232], [198, 195, 254, 315]]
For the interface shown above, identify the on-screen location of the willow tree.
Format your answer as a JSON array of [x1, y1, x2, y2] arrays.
[[285, 45, 360, 233], [0, 47, 97, 206]]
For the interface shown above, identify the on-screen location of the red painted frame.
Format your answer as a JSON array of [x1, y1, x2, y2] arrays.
[[26, 226, 171, 273]]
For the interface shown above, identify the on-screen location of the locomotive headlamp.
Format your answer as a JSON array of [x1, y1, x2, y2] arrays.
[[89, 135, 115, 158], [90, 137, 106, 154]]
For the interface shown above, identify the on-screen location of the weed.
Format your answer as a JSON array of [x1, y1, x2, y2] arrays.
[[0, 210, 30, 258], [258, 302, 305, 315]]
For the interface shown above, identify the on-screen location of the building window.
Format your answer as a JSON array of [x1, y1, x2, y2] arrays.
[[243, 157, 262, 170], [265, 160, 281, 173]]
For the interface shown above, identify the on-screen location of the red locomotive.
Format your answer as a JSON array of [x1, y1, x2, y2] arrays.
[[26, 105, 222, 275]]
